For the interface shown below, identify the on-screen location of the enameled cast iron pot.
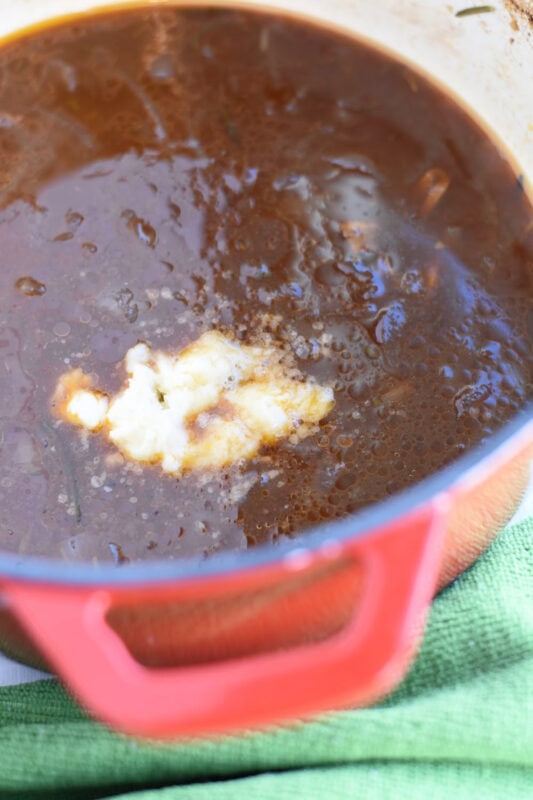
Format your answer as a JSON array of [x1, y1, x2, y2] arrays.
[[0, 0, 532, 738]]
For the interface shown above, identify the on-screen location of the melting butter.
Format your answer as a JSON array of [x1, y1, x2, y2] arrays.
[[53, 330, 334, 475]]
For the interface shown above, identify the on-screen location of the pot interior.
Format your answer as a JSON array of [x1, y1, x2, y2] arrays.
[[0, 0, 530, 575]]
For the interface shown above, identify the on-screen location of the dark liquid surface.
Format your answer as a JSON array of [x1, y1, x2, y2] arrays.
[[0, 7, 531, 563]]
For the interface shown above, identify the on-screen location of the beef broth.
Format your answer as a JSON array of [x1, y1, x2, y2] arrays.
[[0, 6, 531, 563]]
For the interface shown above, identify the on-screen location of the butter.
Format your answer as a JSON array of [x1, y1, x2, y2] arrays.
[[54, 330, 334, 475], [67, 389, 109, 431]]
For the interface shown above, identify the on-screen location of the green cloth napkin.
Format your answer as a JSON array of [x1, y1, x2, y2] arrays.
[[1, 518, 532, 800]]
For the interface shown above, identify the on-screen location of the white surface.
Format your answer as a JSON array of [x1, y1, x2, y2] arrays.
[[0, 652, 51, 686]]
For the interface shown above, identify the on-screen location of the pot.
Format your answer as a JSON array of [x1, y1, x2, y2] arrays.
[[0, 0, 531, 738]]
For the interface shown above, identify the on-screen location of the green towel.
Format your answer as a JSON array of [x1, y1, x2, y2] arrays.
[[1, 518, 532, 800]]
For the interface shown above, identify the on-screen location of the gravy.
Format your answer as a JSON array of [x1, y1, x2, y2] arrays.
[[0, 6, 531, 562]]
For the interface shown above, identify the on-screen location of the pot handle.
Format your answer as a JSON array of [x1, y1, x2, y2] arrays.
[[2, 501, 446, 738]]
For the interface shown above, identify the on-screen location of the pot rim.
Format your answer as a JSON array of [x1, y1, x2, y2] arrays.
[[0, 402, 531, 585]]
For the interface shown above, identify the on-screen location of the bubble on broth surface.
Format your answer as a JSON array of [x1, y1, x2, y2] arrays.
[[14, 276, 46, 296], [122, 209, 157, 248]]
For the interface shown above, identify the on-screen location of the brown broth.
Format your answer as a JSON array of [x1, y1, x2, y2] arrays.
[[0, 6, 531, 563]]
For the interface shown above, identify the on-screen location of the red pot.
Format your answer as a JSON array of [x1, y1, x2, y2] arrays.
[[0, 0, 531, 740], [0, 412, 531, 738]]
